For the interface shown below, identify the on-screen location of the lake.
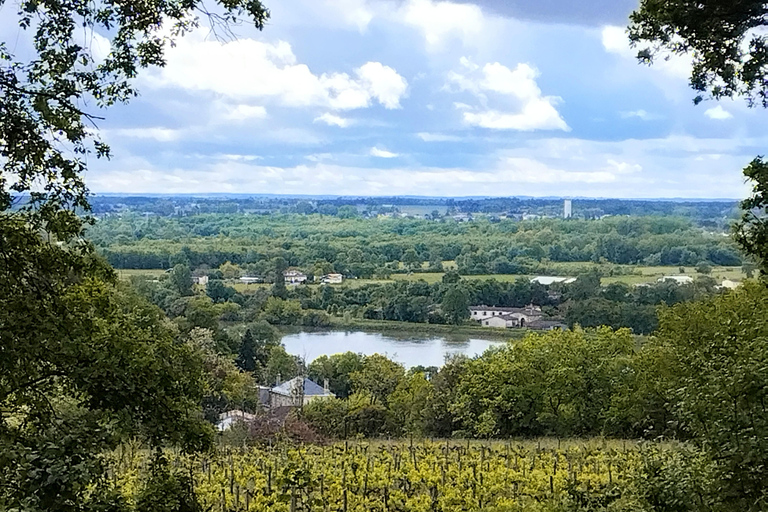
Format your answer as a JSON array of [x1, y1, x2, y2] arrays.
[[281, 330, 505, 368]]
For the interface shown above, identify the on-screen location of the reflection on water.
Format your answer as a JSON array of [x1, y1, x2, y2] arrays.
[[281, 330, 505, 368]]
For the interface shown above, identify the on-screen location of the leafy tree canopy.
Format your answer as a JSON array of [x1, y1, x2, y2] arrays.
[[1, 0, 269, 234], [629, 0, 768, 107]]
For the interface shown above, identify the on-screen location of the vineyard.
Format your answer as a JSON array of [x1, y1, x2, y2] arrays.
[[110, 439, 667, 512]]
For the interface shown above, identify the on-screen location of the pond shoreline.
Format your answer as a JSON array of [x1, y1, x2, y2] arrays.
[[279, 318, 520, 341], [279, 328, 510, 368]]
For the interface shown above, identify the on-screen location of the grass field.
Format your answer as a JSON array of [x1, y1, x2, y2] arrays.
[[116, 264, 747, 288], [115, 268, 167, 280]]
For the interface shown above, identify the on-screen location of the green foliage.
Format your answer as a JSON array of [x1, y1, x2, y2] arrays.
[[307, 352, 364, 398], [629, 0, 768, 107], [735, 157, 768, 275], [651, 282, 768, 511], [0, 222, 212, 510], [452, 328, 635, 438], [264, 346, 302, 386], [441, 285, 470, 324], [350, 354, 406, 406], [1, 0, 268, 237], [135, 452, 201, 512], [235, 329, 257, 373]]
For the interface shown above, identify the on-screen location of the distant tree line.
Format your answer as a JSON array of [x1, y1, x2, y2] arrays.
[[89, 214, 743, 273]]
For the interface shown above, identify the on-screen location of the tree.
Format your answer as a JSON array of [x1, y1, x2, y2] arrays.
[[169, 264, 194, 296], [219, 261, 243, 280], [0, 261, 211, 510], [402, 249, 421, 270], [2, 1, 269, 238], [236, 329, 257, 373], [441, 285, 470, 325], [307, 352, 364, 398], [651, 282, 768, 511], [350, 354, 405, 406], [206, 278, 236, 303], [272, 257, 288, 299], [629, 0, 768, 107], [264, 346, 301, 386], [442, 270, 462, 284], [2, 3, 270, 507], [735, 157, 768, 274]]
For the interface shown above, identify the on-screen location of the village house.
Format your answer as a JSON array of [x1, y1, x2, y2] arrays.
[[192, 275, 209, 286], [269, 377, 335, 408], [284, 269, 308, 285], [658, 275, 694, 284], [321, 273, 343, 284], [471, 305, 543, 328]]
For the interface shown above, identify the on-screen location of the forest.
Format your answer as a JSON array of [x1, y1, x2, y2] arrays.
[[91, 212, 742, 272]]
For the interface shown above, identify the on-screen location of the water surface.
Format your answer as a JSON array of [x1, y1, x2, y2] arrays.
[[281, 330, 504, 368]]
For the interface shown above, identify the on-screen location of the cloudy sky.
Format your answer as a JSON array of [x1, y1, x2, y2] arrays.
[[9, 0, 767, 198]]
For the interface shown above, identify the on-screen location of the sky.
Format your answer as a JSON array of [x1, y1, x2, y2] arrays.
[[5, 0, 766, 198]]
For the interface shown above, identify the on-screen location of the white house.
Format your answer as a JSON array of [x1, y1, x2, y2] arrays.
[[192, 275, 209, 286], [216, 410, 256, 431], [321, 273, 343, 284], [269, 377, 334, 408], [658, 275, 694, 285], [481, 315, 516, 328], [284, 270, 308, 285], [471, 305, 543, 327], [530, 276, 577, 286]]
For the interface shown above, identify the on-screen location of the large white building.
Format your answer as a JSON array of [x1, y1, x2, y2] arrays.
[[284, 270, 308, 285], [470, 305, 543, 327]]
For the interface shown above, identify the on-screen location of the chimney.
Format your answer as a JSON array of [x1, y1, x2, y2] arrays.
[[324, 379, 330, 394], [276, 373, 281, 387]]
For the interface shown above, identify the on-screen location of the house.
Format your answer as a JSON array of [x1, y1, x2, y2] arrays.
[[192, 275, 209, 286], [284, 270, 308, 285], [240, 276, 263, 284], [526, 319, 568, 331], [530, 276, 577, 286], [481, 315, 516, 328], [471, 305, 543, 327], [321, 273, 343, 284], [470, 305, 542, 320], [658, 275, 694, 285], [216, 410, 256, 431], [269, 377, 334, 408]]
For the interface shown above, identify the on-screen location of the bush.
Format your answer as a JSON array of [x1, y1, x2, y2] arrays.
[[135, 453, 201, 512]]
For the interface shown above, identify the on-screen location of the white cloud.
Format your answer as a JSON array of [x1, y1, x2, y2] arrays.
[[90, 132, 759, 198], [705, 105, 733, 120], [448, 60, 569, 131], [417, 132, 462, 142], [315, 113, 354, 127], [400, 0, 488, 50], [620, 109, 660, 121], [370, 147, 400, 158], [222, 104, 268, 121], [601, 25, 690, 79], [148, 33, 407, 111], [355, 62, 409, 109], [107, 127, 183, 142]]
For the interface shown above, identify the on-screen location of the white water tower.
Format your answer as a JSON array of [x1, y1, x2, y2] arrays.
[[563, 199, 572, 219]]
